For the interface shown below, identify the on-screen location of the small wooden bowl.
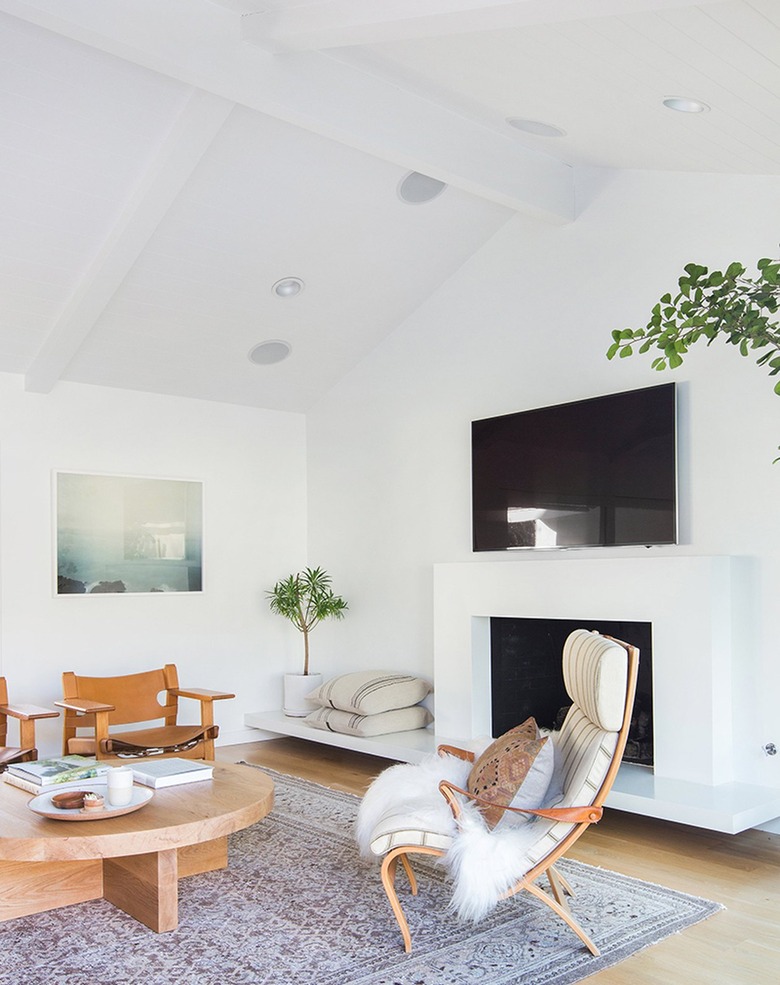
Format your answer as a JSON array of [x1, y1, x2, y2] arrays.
[[51, 790, 89, 810], [81, 793, 105, 811]]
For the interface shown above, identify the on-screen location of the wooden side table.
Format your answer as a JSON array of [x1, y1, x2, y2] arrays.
[[0, 761, 273, 931]]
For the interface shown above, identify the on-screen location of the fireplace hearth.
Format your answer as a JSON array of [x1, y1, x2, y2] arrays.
[[490, 617, 653, 767]]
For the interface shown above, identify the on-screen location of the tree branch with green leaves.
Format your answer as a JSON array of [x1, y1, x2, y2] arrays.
[[607, 256, 780, 457]]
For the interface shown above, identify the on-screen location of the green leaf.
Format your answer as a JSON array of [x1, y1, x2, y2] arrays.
[[668, 353, 683, 369], [684, 263, 708, 281], [762, 264, 779, 285], [726, 261, 745, 279], [775, 379, 780, 395], [619, 345, 633, 358], [606, 342, 620, 360]]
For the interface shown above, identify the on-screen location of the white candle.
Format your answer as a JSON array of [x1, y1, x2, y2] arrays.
[[106, 766, 135, 806]]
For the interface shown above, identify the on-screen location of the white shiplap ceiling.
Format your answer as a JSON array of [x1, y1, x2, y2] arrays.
[[1, 0, 778, 411]]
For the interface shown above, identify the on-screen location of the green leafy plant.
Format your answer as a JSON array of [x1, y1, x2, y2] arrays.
[[267, 567, 348, 676], [607, 256, 780, 458]]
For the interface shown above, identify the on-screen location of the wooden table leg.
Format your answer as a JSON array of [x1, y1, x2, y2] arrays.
[[0, 859, 102, 921], [178, 835, 228, 877], [103, 848, 178, 932]]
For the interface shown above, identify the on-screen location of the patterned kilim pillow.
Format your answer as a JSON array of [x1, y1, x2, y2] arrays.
[[466, 717, 554, 829]]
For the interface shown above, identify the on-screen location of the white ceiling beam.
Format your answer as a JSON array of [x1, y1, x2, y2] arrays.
[[24, 89, 234, 394], [0, 0, 574, 222], [242, 0, 724, 51]]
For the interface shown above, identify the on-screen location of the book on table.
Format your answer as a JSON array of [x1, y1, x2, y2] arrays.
[[4, 755, 110, 793], [131, 757, 214, 788]]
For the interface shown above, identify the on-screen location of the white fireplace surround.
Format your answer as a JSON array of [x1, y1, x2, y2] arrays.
[[433, 556, 732, 787], [432, 555, 780, 832]]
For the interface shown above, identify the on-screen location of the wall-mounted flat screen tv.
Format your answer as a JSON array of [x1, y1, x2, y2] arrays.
[[472, 383, 677, 551]]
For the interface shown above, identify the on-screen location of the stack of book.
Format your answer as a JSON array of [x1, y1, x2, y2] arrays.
[[3, 755, 111, 794], [131, 757, 214, 789]]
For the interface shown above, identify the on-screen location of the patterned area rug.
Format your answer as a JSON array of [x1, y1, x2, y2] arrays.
[[0, 767, 722, 985]]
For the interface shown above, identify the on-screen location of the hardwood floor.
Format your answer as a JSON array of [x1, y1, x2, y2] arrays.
[[218, 738, 780, 985]]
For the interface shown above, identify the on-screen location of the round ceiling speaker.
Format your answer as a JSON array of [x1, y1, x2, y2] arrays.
[[662, 96, 710, 114], [248, 340, 292, 365], [272, 277, 304, 298], [398, 171, 447, 204], [506, 118, 566, 137]]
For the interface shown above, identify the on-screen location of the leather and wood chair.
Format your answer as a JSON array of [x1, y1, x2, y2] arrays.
[[357, 629, 639, 954], [0, 677, 59, 770], [56, 664, 234, 760]]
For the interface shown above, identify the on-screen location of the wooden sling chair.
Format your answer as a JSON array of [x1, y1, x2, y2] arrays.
[[357, 629, 639, 954], [56, 664, 234, 760], [0, 677, 59, 770]]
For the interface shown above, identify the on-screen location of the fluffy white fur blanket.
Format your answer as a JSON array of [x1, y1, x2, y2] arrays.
[[355, 753, 470, 855], [356, 754, 556, 923]]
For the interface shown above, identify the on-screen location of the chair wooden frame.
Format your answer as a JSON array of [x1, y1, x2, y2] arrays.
[[0, 678, 59, 770], [56, 664, 234, 761], [378, 635, 639, 954]]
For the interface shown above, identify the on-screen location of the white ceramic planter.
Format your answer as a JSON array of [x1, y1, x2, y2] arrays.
[[283, 673, 322, 717]]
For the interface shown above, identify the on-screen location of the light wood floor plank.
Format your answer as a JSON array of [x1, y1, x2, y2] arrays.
[[218, 738, 780, 985]]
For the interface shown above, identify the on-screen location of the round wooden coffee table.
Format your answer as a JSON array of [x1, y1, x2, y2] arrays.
[[0, 761, 274, 931]]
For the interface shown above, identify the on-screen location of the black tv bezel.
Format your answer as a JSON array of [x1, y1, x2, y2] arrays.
[[471, 382, 678, 552]]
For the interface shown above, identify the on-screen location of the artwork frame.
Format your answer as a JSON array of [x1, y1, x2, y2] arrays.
[[54, 471, 204, 596]]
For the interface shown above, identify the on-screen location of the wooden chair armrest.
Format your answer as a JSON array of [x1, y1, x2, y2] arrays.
[[55, 698, 115, 714], [437, 744, 476, 763], [0, 703, 59, 721], [438, 780, 602, 825], [169, 688, 235, 702]]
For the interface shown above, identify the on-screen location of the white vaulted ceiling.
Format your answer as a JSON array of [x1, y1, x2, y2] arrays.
[[1, 0, 778, 411]]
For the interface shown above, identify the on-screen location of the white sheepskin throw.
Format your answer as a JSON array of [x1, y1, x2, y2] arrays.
[[355, 753, 471, 857], [442, 799, 549, 922], [355, 754, 555, 923]]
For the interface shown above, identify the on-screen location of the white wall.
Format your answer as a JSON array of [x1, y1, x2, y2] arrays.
[[306, 169, 780, 805], [0, 374, 308, 757]]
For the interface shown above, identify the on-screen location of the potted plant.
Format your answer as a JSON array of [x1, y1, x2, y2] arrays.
[[267, 566, 348, 716]]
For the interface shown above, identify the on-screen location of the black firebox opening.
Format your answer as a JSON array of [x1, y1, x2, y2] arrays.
[[490, 617, 653, 768]]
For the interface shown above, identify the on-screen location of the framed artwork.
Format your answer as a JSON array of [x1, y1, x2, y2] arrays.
[[55, 472, 203, 595]]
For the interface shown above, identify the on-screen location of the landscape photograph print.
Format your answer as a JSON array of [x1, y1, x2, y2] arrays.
[[55, 472, 203, 595]]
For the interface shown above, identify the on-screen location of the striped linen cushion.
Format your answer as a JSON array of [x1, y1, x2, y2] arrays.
[[368, 807, 456, 855], [562, 629, 627, 731], [305, 704, 433, 737], [503, 632, 627, 876], [308, 671, 432, 716]]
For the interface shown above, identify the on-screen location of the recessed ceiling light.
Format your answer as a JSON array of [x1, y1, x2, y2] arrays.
[[506, 118, 566, 137], [248, 340, 291, 365], [663, 96, 710, 114], [272, 277, 304, 298], [398, 171, 447, 204]]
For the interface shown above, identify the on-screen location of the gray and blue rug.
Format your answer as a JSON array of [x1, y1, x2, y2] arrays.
[[0, 767, 722, 984]]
